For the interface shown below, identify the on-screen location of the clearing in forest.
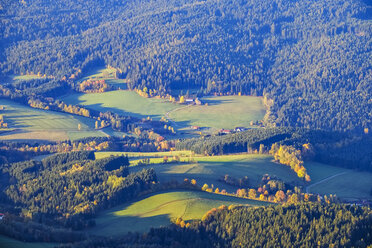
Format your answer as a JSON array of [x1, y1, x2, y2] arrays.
[[97, 152, 372, 200], [90, 190, 269, 236], [61, 90, 266, 132], [77, 67, 129, 89]]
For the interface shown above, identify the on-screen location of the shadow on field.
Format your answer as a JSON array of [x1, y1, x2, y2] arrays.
[[201, 98, 234, 106], [92, 214, 172, 236]]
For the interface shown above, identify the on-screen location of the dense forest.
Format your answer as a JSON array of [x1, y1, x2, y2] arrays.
[[0, 0, 371, 132], [0, 151, 157, 231], [58, 204, 372, 248]]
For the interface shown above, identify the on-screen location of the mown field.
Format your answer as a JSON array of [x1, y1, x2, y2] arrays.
[[0, 235, 55, 248], [0, 99, 105, 141], [97, 152, 372, 200], [10, 74, 46, 81], [60, 90, 176, 120], [78, 67, 129, 89], [95, 150, 193, 159], [97, 153, 303, 192], [169, 95, 266, 129], [90, 190, 269, 236], [306, 162, 372, 200], [131, 154, 303, 192], [60, 90, 266, 132]]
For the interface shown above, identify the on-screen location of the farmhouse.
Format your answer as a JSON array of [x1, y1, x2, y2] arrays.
[[220, 129, 231, 134], [234, 127, 247, 132]]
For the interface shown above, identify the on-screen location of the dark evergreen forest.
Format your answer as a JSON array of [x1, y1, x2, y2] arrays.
[[0, 0, 371, 132]]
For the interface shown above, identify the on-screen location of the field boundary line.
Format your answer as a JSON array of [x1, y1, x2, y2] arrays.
[[135, 197, 197, 217], [306, 172, 348, 193], [165, 104, 192, 127]]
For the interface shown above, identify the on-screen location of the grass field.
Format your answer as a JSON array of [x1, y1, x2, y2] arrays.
[[90, 190, 269, 236], [61, 90, 266, 132], [97, 151, 372, 199], [78, 67, 129, 89], [0, 99, 104, 141], [169, 95, 266, 129], [95, 150, 193, 159], [60, 90, 176, 120], [0, 235, 56, 248], [130, 154, 304, 192], [11, 74, 45, 81], [305, 162, 372, 199]]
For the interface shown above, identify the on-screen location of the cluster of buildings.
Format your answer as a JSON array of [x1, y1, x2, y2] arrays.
[[219, 127, 248, 134]]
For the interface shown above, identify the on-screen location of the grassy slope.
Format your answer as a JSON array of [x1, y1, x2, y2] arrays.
[[0, 99, 105, 141], [130, 154, 303, 192], [90, 190, 269, 236], [78, 67, 128, 89], [11, 75, 45, 81], [60, 91, 266, 130], [60, 90, 176, 120], [98, 152, 372, 199], [0, 235, 56, 248], [94, 153, 303, 192], [170, 95, 266, 129], [306, 161, 372, 199], [95, 150, 193, 159]]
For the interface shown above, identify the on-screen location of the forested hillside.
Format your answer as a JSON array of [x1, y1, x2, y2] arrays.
[[0, 152, 157, 231], [58, 204, 372, 248], [0, 0, 371, 132]]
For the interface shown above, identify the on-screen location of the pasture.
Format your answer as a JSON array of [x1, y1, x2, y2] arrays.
[[129, 154, 303, 192], [78, 67, 129, 89], [90, 190, 269, 236], [0, 99, 104, 141], [0, 235, 55, 248], [95, 150, 193, 160], [10, 74, 45, 81], [169, 95, 266, 129], [61, 90, 266, 132], [60, 90, 176, 120], [97, 151, 372, 200], [306, 162, 372, 200]]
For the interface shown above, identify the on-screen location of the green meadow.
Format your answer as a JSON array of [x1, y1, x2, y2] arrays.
[[97, 151, 372, 200], [60, 90, 176, 120], [95, 150, 193, 160], [10, 74, 46, 81], [78, 67, 129, 89], [169, 95, 266, 129], [0, 99, 104, 141], [128, 154, 303, 192], [61, 90, 266, 131], [0, 235, 55, 248], [90, 190, 269, 236], [306, 162, 372, 200]]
